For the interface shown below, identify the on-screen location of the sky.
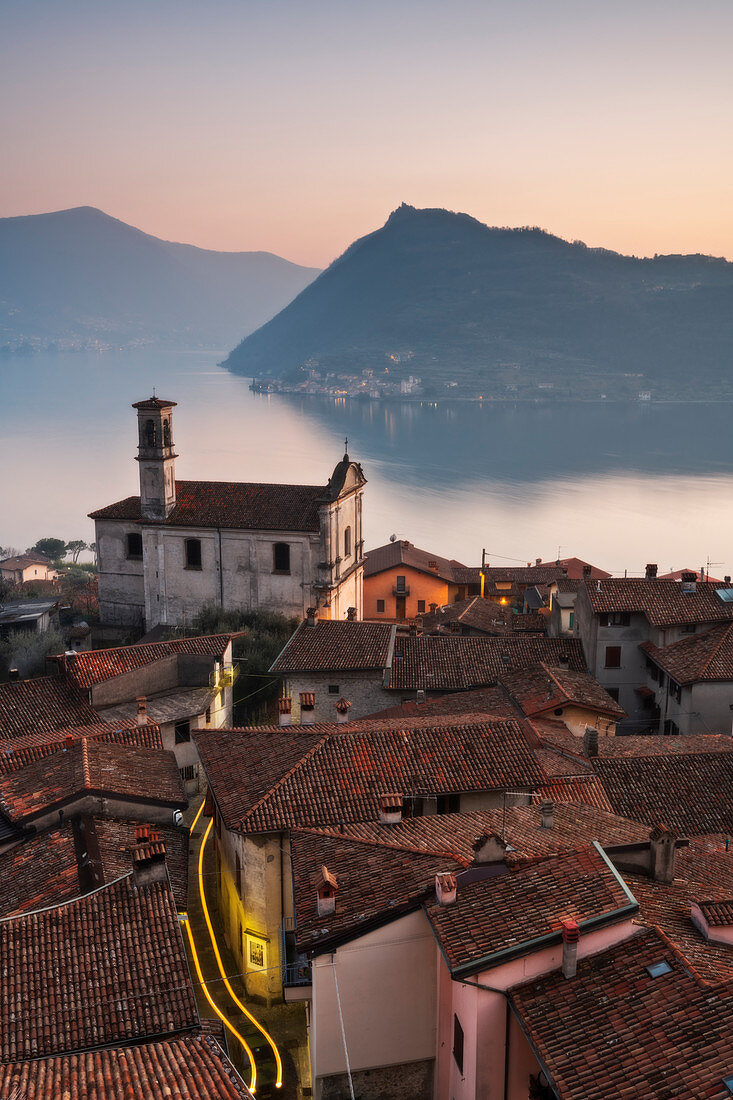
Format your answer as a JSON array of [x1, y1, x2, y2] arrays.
[[1, 0, 732, 268]]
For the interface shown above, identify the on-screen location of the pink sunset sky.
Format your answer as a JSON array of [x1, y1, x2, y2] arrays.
[[1, 0, 732, 267]]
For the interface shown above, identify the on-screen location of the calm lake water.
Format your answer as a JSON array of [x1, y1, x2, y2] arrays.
[[2, 348, 733, 576]]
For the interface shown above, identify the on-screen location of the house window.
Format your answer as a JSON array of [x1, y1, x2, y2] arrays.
[[185, 538, 202, 570], [376, 599, 385, 613], [205, 706, 211, 724], [669, 679, 682, 703], [273, 542, 291, 573], [344, 526, 351, 557], [606, 687, 620, 702], [179, 764, 196, 783], [417, 599, 426, 613], [328, 684, 340, 695], [569, 611, 575, 628], [437, 793, 460, 814], [604, 646, 621, 669], [126, 532, 143, 560], [601, 612, 630, 626], [453, 1014, 464, 1074], [681, 624, 696, 634], [175, 720, 191, 744], [395, 575, 407, 593]]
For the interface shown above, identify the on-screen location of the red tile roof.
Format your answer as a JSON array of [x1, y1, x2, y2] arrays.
[[0, 1034, 254, 1100], [539, 556, 611, 580], [271, 619, 394, 672], [0, 677, 98, 738], [0, 723, 162, 773], [531, 775, 615, 811], [642, 622, 733, 684], [0, 553, 54, 570], [364, 540, 467, 583], [0, 874, 198, 1062], [388, 636, 586, 691], [0, 737, 185, 823], [420, 597, 547, 636], [58, 633, 235, 690], [425, 844, 634, 975], [197, 718, 544, 833], [361, 685, 519, 721], [89, 479, 328, 532], [699, 898, 733, 926], [593, 752, 733, 835], [509, 926, 733, 1100], [582, 577, 733, 626], [500, 663, 625, 718]]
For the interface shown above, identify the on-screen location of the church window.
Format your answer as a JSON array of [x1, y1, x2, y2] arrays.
[[344, 526, 352, 557], [185, 538, 202, 570], [163, 419, 171, 448], [144, 419, 156, 448], [273, 542, 291, 573], [126, 532, 143, 560]]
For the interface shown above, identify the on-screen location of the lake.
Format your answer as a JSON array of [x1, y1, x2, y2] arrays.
[[2, 348, 733, 577]]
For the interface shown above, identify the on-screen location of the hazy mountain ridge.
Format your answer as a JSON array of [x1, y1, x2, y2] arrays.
[[224, 204, 733, 397], [0, 206, 320, 351]]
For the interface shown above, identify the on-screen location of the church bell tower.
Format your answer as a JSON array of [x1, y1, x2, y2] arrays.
[[132, 397, 177, 521]]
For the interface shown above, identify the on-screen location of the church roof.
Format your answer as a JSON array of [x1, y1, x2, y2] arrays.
[[90, 479, 328, 532], [132, 396, 177, 410]]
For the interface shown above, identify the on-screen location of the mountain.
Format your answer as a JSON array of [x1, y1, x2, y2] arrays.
[[224, 204, 733, 397], [0, 206, 320, 351]]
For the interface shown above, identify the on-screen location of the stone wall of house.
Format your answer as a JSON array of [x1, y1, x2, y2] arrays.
[[284, 671, 388, 723], [317, 1059, 434, 1100], [95, 519, 146, 627]]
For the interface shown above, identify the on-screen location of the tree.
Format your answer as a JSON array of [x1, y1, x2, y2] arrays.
[[65, 540, 88, 564], [0, 546, 19, 560], [0, 627, 66, 681], [29, 538, 66, 562]]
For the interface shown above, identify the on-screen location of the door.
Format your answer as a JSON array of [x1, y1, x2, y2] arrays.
[[396, 596, 406, 619]]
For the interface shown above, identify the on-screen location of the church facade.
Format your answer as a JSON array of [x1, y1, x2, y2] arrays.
[[90, 397, 366, 629]]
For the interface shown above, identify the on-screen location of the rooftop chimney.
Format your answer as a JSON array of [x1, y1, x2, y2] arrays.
[[650, 823, 676, 884], [132, 828, 167, 888], [680, 571, 697, 594], [379, 793, 403, 825], [645, 563, 658, 580], [306, 607, 317, 628], [540, 800, 555, 829], [278, 696, 292, 727], [582, 564, 592, 578], [472, 832, 508, 864], [561, 918, 579, 979], [334, 697, 351, 723], [300, 692, 316, 725], [416, 689, 426, 705], [136, 696, 147, 726], [65, 734, 75, 750], [435, 872, 457, 907], [8, 668, 19, 683], [583, 725, 599, 758], [558, 652, 570, 670], [316, 865, 338, 916], [536, 558, 542, 566], [725, 576, 731, 586], [346, 606, 356, 622]]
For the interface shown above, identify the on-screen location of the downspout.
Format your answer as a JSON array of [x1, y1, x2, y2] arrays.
[[217, 528, 224, 607]]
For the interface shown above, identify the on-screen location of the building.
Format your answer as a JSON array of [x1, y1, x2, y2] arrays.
[[0, 598, 58, 637], [89, 396, 366, 628], [0, 553, 59, 586], [573, 571, 733, 730], [419, 597, 546, 636], [538, 556, 611, 580], [363, 540, 473, 621], [641, 621, 733, 735], [499, 662, 625, 736]]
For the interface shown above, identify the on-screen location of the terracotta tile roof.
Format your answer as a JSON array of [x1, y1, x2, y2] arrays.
[[582, 577, 733, 626], [537, 724, 733, 763], [0, 816, 189, 916], [554, 576, 582, 594], [361, 685, 519, 721], [425, 844, 634, 975], [626, 840, 733, 984], [699, 898, 733, 926], [659, 567, 723, 582], [420, 597, 547, 636], [484, 564, 568, 585], [58, 633, 235, 691], [0, 1034, 254, 1099], [291, 829, 463, 951], [531, 775, 616, 811], [642, 622, 733, 684], [0, 553, 53, 570], [0, 738, 185, 823], [0, 723, 162, 773], [197, 718, 544, 833], [364, 540, 467, 583], [500, 663, 625, 718], [593, 752, 733, 835], [271, 619, 394, 672], [0, 677, 98, 738], [0, 874, 198, 1062], [509, 926, 733, 1100], [336, 804, 649, 862], [388, 636, 586, 691], [89, 479, 328, 532], [539, 556, 611, 580]]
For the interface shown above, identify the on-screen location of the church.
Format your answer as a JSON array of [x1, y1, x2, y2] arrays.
[[90, 397, 366, 629]]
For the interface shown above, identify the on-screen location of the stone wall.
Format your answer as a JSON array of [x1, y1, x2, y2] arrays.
[[318, 1059, 434, 1100]]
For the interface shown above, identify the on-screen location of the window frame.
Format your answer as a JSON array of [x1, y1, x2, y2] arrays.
[[174, 720, 191, 744], [344, 526, 352, 558], [126, 532, 143, 560], [376, 599, 385, 613], [417, 599, 426, 614], [604, 645, 622, 669], [184, 538, 202, 571], [272, 542, 291, 574], [328, 684, 340, 695]]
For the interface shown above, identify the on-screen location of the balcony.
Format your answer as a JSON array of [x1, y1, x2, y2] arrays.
[[280, 917, 312, 992], [392, 585, 410, 597]]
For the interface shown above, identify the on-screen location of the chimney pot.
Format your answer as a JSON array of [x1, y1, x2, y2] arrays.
[[435, 872, 457, 907], [136, 696, 147, 726], [306, 607, 317, 628], [561, 918, 579, 979], [583, 725, 599, 758], [65, 734, 75, 750], [645, 563, 658, 579], [540, 800, 554, 829], [379, 793, 403, 824], [8, 668, 20, 683], [316, 865, 338, 916], [649, 823, 677, 883], [346, 606, 356, 621], [725, 576, 731, 586], [582, 564, 592, 578], [335, 697, 351, 723], [299, 692, 316, 725], [558, 652, 570, 669]]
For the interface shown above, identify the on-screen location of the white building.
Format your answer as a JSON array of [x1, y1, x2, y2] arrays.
[[90, 396, 366, 629]]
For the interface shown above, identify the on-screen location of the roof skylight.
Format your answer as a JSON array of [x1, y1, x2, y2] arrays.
[[646, 960, 673, 978]]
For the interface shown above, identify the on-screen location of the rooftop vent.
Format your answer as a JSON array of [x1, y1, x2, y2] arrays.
[[379, 793, 403, 825], [435, 872, 457, 907]]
